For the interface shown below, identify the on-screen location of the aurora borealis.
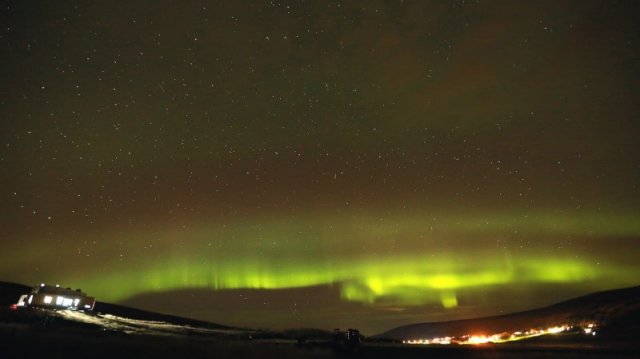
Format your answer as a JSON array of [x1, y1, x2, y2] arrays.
[[1, 1, 639, 333]]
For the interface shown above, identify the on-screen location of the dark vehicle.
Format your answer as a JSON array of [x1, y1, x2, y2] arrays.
[[333, 328, 363, 352]]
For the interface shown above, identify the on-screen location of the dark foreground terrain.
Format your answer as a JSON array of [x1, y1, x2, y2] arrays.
[[1, 282, 639, 358], [1, 307, 638, 359]]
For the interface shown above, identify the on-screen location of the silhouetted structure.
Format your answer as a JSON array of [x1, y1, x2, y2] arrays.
[[333, 328, 363, 352]]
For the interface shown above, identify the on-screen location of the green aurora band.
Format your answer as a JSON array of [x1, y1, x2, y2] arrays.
[[7, 210, 638, 308], [76, 254, 632, 308]]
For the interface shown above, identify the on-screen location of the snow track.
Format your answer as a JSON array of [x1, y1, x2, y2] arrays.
[[56, 310, 243, 336]]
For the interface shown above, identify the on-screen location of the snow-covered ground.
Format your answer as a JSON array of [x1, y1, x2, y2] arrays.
[[56, 310, 246, 336]]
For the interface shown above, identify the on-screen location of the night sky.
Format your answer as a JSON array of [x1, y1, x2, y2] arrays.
[[1, 1, 639, 334]]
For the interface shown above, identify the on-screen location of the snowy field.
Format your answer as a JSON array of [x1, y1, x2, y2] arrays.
[[56, 309, 246, 336]]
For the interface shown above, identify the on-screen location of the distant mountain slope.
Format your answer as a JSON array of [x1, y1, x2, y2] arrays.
[[0, 281, 235, 330], [379, 285, 640, 340]]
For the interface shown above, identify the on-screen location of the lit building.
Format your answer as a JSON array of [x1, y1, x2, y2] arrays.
[[16, 283, 96, 311]]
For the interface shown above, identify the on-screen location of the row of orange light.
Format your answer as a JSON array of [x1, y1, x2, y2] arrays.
[[403, 323, 597, 345]]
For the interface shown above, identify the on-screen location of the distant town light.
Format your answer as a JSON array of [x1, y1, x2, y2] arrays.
[[404, 323, 595, 346]]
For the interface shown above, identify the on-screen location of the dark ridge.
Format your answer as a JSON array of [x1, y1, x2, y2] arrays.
[[0, 281, 30, 306], [378, 285, 640, 340]]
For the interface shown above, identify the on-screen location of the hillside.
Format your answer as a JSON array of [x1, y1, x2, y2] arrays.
[[379, 285, 640, 341], [0, 281, 30, 306], [0, 281, 234, 330]]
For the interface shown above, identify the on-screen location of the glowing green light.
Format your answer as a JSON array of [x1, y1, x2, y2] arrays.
[[440, 291, 458, 308], [69, 253, 634, 312], [3, 209, 639, 310]]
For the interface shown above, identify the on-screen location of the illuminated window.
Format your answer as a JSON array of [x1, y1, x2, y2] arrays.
[[56, 296, 64, 305], [44, 296, 53, 304], [73, 298, 80, 307]]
